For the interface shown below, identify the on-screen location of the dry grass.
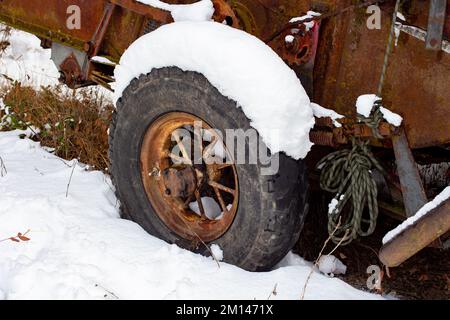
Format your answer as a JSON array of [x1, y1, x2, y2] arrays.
[[0, 25, 11, 57], [0, 82, 113, 171]]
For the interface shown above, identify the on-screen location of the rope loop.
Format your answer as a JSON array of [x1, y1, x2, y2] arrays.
[[317, 139, 384, 245]]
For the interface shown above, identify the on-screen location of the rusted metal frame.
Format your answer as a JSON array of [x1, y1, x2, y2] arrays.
[[397, 22, 450, 53], [0, 0, 107, 51], [0, 12, 86, 51], [264, 0, 385, 43], [310, 119, 392, 147], [110, 0, 173, 20], [392, 129, 428, 217], [85, 2, 117, 86], [425, 0, 447, 50], [87, 2, 117, 57], [379, 197, 450, 267]]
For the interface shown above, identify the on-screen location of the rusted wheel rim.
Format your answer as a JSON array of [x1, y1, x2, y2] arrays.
[[140, 112, 239, 242]]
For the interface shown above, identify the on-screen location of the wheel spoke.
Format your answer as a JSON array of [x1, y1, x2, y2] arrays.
[[194, 127, 203, 163], [183, 194, 195, 208], [208, 181, 235, 195], [216, 163, 233, 170], [203, 136, 218, 161], [168, 152, 190, 165], [213, 187, 228, 214], [195, 190, 207, 219], [172, 131, 192, 165]]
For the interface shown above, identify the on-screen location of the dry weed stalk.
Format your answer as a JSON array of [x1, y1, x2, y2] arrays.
[[300, 218, 349, 300], [0, 229, 31, 244], [0, 155, 6, 177]]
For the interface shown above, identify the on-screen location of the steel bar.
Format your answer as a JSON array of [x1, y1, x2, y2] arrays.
[[425, 0, 447, 50], [379, 197, 450, 267], [392, 129, 428, 217]]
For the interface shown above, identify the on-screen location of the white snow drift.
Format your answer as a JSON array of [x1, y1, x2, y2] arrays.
[[0, 26, 59, 87], [137, 0, 214, 22], [113, 21, 315, 160], [0, 130, 382, 300]]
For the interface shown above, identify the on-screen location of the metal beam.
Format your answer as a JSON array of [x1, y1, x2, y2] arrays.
[[379, 197, 450, 267], [425, 0, 447, 50], [392, 129, 428, 217]]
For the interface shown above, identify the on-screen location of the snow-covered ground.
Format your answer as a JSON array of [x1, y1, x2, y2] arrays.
[[0, 27, 59, 87], [0, 130, 382, 300], [0, 25, 384, 300]]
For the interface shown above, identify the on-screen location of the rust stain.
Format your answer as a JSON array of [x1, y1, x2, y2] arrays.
[[0, 0, 449, 147]]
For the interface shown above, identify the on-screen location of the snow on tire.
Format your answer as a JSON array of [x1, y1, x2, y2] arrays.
[[110, 67, 308, 271]]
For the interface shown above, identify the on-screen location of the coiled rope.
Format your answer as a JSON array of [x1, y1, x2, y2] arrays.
[[317, 0, 402, 244], [317, 139, 385, 245]]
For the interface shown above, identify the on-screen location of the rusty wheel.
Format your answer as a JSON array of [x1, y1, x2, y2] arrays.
[[110, 67, 308, 271], [140, 112, 239, 242]]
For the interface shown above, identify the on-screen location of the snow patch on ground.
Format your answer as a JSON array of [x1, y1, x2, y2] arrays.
[[0, 26, 113, 102], [113, 21, 315, 159], [383, 186, 450, 244], [0, 27, 59, 87], [210, 244, 223, 261], [318, 255, 347, 277], [0, 131, 382, 300], [137, 0, 214, 22]]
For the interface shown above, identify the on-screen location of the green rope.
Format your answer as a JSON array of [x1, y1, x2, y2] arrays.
[[357, 99, 384, 139], [316, 0, 403, 245], [317, 139, 385, 245]]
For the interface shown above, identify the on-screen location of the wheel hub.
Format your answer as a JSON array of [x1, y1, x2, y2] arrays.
[[140, 112, 239, 242]]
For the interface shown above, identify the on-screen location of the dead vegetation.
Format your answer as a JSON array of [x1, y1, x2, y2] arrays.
[[0, 25, 11, 57], [0, 82, 113, 171], [296, 190, 450, 299]]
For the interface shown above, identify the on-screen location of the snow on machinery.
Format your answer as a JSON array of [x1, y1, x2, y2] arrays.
[[0, 0, 449, 271]]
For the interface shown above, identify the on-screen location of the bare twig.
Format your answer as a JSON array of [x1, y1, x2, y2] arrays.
[[0, 156, 6, 177], [328, 229, 350, 256], [300, 218, 348, 300], [267, 283, 278, 300], [176, 212, 221, 268], [95, 284, 119, 300], [65, 159, 77, 197]]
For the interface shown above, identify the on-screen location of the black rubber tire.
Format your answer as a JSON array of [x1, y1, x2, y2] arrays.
[[109, 67, 308, 271]]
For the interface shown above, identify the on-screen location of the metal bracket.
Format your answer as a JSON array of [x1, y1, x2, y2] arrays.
[[425, 0, 447, 50]]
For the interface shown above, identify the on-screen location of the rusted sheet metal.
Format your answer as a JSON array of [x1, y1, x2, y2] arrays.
[[0, 0, 106, 49], [401, 0, 450, 38], [379, 197, 450, 267], [0, 0, 449, 148], [313, 0, 450, 149]]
